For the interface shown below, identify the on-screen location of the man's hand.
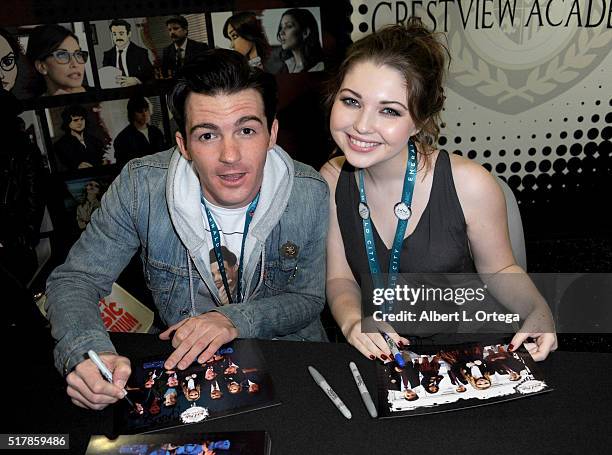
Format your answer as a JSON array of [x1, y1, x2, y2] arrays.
[[160, 312, 239, 370], [66, 353, 131, 410]]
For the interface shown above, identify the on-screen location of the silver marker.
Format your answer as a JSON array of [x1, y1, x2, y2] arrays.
[[349, 362, 377, 418], [308, 366, 352, 419], [87, 350, 134, 407]]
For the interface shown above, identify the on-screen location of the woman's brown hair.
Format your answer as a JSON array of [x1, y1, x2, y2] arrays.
[[325, 18, 450, 154]]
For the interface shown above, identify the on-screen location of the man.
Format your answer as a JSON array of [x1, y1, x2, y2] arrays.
[[102, 19, 153, 86], [113, 95, 166, 168], [44, 49, 329, 410], [53, 105, 106, 171], [161, 15, 209, 78]]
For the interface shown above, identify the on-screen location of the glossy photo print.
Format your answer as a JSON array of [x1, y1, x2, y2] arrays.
[[115, 340, 280, 434], [376, 341, 551, 418]]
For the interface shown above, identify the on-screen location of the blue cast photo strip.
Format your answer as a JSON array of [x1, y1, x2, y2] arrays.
[[86, 431, 271, 454]]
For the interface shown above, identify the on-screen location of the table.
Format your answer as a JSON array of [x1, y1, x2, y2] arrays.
[[7, 330, 612, 454]]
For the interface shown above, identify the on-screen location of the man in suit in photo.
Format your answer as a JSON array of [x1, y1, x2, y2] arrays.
[[161, 15, 209, 78], [102, 19, 154, 86]]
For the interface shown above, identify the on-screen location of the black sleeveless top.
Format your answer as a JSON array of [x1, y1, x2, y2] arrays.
[[336, 150, 476, 285], [335, 152, 513, 344]]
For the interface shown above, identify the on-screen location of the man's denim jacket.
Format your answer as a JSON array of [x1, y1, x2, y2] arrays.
[[45, 146, 329, 375]]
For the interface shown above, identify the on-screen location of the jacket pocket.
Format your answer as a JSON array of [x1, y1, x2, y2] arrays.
[[263, 256, 299, 293], [144, 262, 177, 316]]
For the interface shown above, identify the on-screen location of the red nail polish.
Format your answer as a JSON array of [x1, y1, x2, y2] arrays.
[[381, 354, 388, 360], [369, 355, 376, 360], [398, 341, 405, 348], [508, 344, 515, 351]]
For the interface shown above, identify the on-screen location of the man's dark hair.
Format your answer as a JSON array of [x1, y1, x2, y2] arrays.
[[109, 19, 131, 33], [166, 15, 188, 30], [127, 95, 149, 123], [169, 48, 277, 138], [209, 246, 237, 267], [60, 105, 88, 132]]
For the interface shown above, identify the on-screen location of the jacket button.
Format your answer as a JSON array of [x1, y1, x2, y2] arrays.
[[180, 309, 189, 316]]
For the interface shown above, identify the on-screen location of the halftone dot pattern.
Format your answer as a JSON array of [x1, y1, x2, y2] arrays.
[[439, 60, 611, 206]]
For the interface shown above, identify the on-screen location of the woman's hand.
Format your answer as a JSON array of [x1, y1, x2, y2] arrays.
[[509, 331, 557, 361], [343, 317, 410, 361]]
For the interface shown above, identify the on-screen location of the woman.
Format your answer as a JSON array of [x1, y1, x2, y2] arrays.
[[223, 12, 274, 72], [320, 19, 557, 363], [25, 24, 89, 96], [276, 8, 324, 73], [0, 28, 20, 92]]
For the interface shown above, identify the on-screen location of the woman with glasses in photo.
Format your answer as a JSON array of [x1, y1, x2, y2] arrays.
[[25, 24, 90, 96]]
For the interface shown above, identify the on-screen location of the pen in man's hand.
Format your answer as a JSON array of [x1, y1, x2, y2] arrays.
[[87, 350, 134, 407]]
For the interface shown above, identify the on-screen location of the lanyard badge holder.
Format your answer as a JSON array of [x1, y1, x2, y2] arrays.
[[358, 139, 418, 315]]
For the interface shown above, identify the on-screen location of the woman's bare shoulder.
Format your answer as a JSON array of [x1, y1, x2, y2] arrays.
[[448, 151, 503, 206]]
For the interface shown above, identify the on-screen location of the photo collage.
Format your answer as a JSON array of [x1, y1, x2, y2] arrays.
[[0, 4, 325, 240]]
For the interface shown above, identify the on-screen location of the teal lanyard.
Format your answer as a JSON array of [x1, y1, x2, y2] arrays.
[[201, 193, 260, 304], [357, 139, 417, 311]]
